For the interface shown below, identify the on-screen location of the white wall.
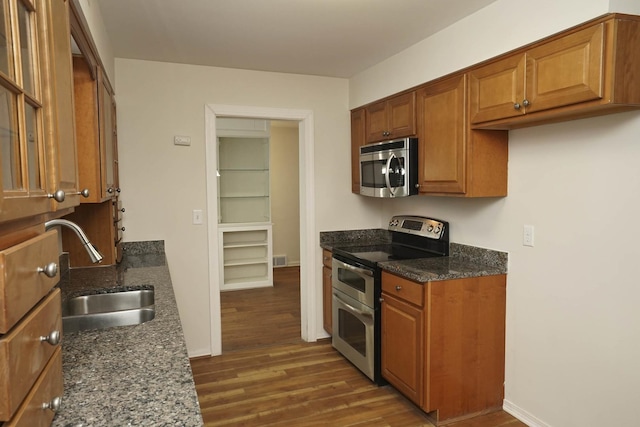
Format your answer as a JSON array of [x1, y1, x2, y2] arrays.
[[350, 0, 640, 426], [114, 59, 382, 356], [77, 0, 115, 84], [271, 124, 300, 266]]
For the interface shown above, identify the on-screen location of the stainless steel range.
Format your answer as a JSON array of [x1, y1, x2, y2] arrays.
[[331, 215, 449, 384]]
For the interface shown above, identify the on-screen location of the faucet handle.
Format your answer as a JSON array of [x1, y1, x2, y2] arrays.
[[47, 189, 65, 203]]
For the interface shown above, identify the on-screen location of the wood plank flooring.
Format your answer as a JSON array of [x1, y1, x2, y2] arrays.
[[221, 267, 301, 352], [191, 266, 526, 426]]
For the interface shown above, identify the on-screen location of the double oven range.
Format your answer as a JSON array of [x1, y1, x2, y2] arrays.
[[331, 215, 449, 384]]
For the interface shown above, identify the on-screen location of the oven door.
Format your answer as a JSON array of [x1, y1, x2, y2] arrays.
[[332, 288, 375, 381], [332, 256, 375, 307]]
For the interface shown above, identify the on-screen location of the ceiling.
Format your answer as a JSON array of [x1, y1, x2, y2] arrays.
[[95, 0, 499, 78]]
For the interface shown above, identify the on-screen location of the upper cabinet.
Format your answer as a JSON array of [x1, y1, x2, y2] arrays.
[[470, 15, 640, 129], [0, 0, 63, 223], [416, 74, 508, 197], [364, 92, 415, 143], [350, 108, 365, 194], [39, 0, 81, 212]]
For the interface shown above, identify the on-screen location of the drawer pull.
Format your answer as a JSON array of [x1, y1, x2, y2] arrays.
[[395, 285, 402, 291], [37, 262, 58, 278], [40, 330, 61, 346], [42, 396, 62, 412]]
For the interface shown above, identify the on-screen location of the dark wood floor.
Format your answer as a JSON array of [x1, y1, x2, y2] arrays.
[[221, 266, 301, 352], [190, 267, 526, 426]]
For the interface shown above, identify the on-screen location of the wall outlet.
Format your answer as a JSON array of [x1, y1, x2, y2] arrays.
[[523, 224, 534, 247], [174, 135, 191, 146]]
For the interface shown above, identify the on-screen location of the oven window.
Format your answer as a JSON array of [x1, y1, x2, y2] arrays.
[[337, 268, 366, 293], [338, 308, 367, 357], [361, 157, 406, 188]]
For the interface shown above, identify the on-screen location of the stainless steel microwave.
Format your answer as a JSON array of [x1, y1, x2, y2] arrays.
[[359, 137, 418, 198]]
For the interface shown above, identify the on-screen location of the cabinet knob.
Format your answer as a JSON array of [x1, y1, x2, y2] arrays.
[[379, 297, 385, 303], [513, 103, 521, 110], [395, 285, 402, 291], [120, 226, 126, 232], [40, 330, 61, 346], [522, 99, 530, 107], [107, 187, 114, 194], [121, 207, 126, 213], [116, 187, 121, 193], [42, 396, 62, 412], [75, 188, 90, 198], [37, 262, 58, 278], [47, 189, 65, 202]]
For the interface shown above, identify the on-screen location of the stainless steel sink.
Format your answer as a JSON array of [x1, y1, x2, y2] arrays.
[[62, 289, 155, 333]]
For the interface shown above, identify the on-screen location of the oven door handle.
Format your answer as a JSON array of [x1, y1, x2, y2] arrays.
[[335, 259, 373, 277], [385, 153, 397, 197], [333, 292, 373, 319]]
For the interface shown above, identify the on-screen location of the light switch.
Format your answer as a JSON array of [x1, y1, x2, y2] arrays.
[[192, 209, 203, 225], [523, 225, 534, 247]]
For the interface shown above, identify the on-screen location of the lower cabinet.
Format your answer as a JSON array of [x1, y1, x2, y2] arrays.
[[321, 249, 332, 335], [381, 271, 506, 425]]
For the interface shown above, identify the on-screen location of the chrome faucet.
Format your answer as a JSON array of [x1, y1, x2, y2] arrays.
[[44, 219, 104, 263]]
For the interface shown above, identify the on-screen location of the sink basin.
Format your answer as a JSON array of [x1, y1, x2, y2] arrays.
[[62, 289, 155, 333]]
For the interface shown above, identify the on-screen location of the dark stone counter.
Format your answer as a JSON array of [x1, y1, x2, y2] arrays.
[[52, 241, 203, 427]]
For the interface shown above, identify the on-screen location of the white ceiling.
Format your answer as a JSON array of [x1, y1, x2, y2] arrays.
[[95, 0, 499, 78]]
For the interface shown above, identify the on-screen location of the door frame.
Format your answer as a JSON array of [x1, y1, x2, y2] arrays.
[[205, 104, 316, 355]]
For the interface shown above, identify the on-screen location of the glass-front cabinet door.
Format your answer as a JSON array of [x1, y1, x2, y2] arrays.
[[0, 0, 49, 222]]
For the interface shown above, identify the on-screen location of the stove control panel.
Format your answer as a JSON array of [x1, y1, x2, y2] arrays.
[[388, 215, 446, 239]]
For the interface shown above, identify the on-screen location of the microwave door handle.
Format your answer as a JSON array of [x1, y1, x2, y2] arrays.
[[385, 154, 397, 196]]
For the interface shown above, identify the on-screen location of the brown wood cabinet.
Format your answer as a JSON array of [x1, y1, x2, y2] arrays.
[[364, 92, 416, 143], [470, 14, 640, 129], [381, 271, 506, 425], [350, 109, 365, 194], [322, 249, 333, 335], [416, 74, 508, 197], [381, 275, 424, 405]]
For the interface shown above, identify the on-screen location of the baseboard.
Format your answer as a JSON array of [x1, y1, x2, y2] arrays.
[[188, 347, 212, 359], [503, 399, 550, 427]]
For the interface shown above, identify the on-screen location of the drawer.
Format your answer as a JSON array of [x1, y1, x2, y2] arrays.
[[0, 289, 62, 421], [0, 230, 60, 334], [322, 249, 332, 268], [381, 271, 424, 307], [3, 346, 63, 427]]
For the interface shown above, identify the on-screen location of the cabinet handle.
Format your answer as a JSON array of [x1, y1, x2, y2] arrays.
[[74, 188, 90, 198], [120, 227, 126, 232], [47, 189, 65, 202], [37, 262, 58, 278], [42, 396, 62, 412], [121, 207, 126, 213], [522, 99, 530, 107], [379, 297, 385, 303], [513, 102, 521, 110], [40, 330, 61, 346], [395, 285, 402, 291], [107, 187, 114, 194], [116, 187, 121, 193]]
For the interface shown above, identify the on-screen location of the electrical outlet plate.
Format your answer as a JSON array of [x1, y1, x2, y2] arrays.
[[174, 135, 191, 146], [192, 209, 203, 225], [523, 225, 534, 247]]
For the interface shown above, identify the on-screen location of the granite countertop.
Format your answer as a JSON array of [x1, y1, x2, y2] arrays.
[[52, 242, 203, 427], [320, 229, 508, 282]]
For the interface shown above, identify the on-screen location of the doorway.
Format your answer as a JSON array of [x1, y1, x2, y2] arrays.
[[205, 104, 316, 356]]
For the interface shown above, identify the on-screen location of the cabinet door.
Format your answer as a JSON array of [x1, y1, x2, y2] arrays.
[[350, 108, 365, 193], [469, 53, 526, 124], [322, 265, 332, 335], [525, 23, 604, 114], [40, 0, 80, 211], [381, 292, 423, 405], [99, 70, 116, 197], [417, 74, 466, 194], [0, 0, 51, 222], [364, 100, 388, 143], [386, 92, 415, 139]]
